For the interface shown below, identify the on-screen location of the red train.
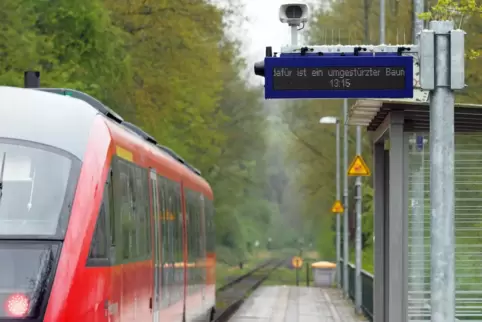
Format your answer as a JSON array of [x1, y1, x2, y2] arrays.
[[0, 86, 216, 321]]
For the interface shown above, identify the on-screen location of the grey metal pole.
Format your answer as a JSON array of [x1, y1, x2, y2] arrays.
[[336, 121, 341, 288], [343, 99, 349, 297], [413, 0, 424, 43], [291, 26, 299, 47], [429, 20, 455, 322], [355, 125, 362, 314], [380, 0, 385, 43]]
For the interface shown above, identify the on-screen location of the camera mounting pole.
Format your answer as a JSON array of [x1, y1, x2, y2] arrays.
[[291, 24, 298, 46]]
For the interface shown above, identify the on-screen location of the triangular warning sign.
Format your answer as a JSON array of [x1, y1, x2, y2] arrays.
[[348, 155, 371, 176], [331, 200, 344, 213]]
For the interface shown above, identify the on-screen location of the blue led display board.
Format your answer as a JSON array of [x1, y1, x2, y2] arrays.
[[264, 55, 413, 99]]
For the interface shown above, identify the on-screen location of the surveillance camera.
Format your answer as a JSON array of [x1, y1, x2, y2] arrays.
[[279, 3, 309, 26]]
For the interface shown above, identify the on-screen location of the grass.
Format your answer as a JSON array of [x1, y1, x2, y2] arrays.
[[349, 247, 374, 274], [216, 250, 274, 287], [263, 266, 316, 286], [215, 248, 326, 288]]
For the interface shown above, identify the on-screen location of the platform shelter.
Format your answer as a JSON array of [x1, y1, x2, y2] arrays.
[[347, 99, 482, 322]]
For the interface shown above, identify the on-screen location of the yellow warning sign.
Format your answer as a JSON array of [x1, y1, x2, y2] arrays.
[[348, 155, 371, 177], [331, 200, 344, 213], [292, 256, 303, 269]]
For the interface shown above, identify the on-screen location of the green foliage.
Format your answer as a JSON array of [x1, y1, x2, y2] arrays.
[[0, 0, 280, 264], [419, 0, 481, 23], [0, 0, 131, 102], [419, 0, 482, 59]]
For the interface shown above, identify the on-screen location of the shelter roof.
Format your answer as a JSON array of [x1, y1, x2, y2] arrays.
[[348, 99, 482, 132]]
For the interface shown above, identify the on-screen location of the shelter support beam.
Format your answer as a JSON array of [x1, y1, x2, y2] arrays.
[[373, 140, 386, 322], [388, 112, 407, 322]]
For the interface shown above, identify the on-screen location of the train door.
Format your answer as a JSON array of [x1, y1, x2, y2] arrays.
[[150, 170, 161, 322]]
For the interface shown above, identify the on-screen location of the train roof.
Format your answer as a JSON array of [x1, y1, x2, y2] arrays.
[[0, 86, 203, 178], [0, 86, 98, 159], [35, 88, 124, 123], [120, 122, 201, 176], [35, 88, 202, 176]]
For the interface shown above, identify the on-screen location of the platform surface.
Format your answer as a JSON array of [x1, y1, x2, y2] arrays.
[[229, 286, 366, 322]]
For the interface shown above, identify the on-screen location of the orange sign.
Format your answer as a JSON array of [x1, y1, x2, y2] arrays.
[[292, 256, 303, 269], [331, 200, 344, 213], [348, 155, 371, 176]]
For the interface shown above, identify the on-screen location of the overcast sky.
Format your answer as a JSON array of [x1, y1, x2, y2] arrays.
[[234, 0, 313, 86]]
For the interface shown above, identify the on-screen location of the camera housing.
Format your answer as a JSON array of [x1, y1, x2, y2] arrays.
[[279, 3, 310, 26]]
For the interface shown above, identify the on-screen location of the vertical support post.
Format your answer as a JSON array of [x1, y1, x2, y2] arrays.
[[388, 112, 405, 322], [376, 1, 386, 318], [343, 99, 349, 298], [412, 0, 424, 44], [384, 145, 390, 319], [291, 26, 299, 46], [355, 126, 362, 313], [296, 267, 299, 286], [429, 20, 455, 322], [373, 141, 386, 322], [336, 121, 341, 288], [306, 262, 309, 286], [380, 0, 385, 43]]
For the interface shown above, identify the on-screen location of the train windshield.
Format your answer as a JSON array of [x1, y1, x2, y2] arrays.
[[0, 139, 78, 237]]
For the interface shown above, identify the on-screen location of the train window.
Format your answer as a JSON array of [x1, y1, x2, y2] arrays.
[[112, 158, 153, 262], [156, 178, 185, 306], [173, 183, 182, 303], [186, 192, 192, 294], [165, 180, 174, 306], [192, 192, 199, 292], [198, 193, 205, 287], [118, 162, 134, 261], [88, 200, 108, 259], [158, 176, 172, 308], [197, 193, 205, 288], [202, 197, 208, 284], [169, 182, 177, 304], [205, 199, 215, 254], [193, 192, 200, 291], [87, 170, 114, 266], [107, 170, 115, 249], [111, 158, 125, 264], [132, 165, 150, 259], [168, 180, 177, 305], [185, 189, 203, 294], [177, 183, 184, 302]]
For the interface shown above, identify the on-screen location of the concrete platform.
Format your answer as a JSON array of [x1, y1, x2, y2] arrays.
[[229, 286, 366, 322]]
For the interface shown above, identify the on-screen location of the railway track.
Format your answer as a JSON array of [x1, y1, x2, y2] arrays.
[[213, 258, 286, 322]]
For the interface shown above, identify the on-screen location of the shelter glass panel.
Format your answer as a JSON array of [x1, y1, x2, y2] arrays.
[[406, 132, 482, 321]]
